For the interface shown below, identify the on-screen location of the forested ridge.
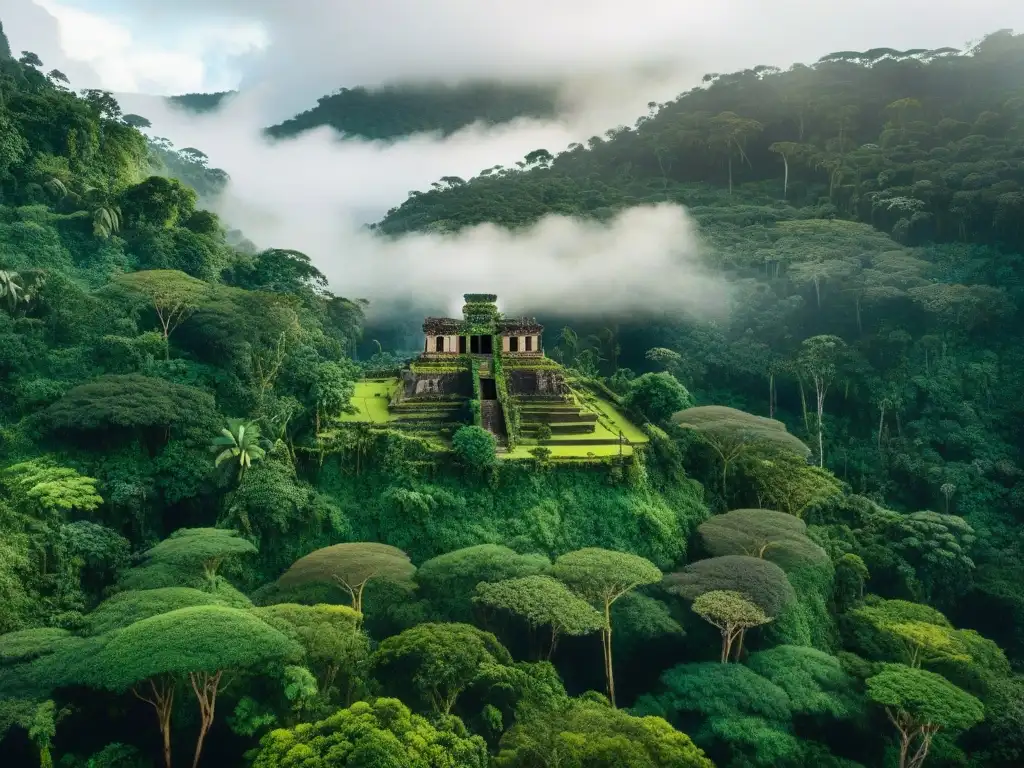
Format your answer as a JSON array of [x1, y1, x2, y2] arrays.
[[263, 81, 561, 141], [1, 17, 1024, 768]]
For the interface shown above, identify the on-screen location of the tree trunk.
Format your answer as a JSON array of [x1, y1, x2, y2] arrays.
[[782, 153, 789, 199], [602, 601, 616, 707], [798, 379, 810, 436], [134, 678, 174, 768], [190, 671, 223, 768], [547, 626, 560, 660], [727, 154, 733, 195], [768, 372, 775, 419], [877, 402, 885, 451], [816, 386, 826, 468]]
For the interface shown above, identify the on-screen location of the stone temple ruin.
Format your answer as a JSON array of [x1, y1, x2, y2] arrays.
[[343, 293, 647, 459]]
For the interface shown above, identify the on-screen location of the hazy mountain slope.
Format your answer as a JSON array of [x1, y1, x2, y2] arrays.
[[263, 80, 560, 140]]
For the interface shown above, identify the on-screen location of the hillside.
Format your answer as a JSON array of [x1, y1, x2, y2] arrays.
[[375, 30, 1024, 656], [167, 91, 236, 113], [264, 80, 560, 140], [2, 18, 1024, 768]]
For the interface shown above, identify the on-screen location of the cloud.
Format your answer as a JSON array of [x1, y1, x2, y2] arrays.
[[18, 0, 1021, 322], [3, 0, 266, 94], [115, 91, 726, 321], [44, 0, 1024, 117], [2, 0, 103, 86]]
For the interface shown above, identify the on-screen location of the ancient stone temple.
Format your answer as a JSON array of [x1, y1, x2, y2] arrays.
[[342, 291, 647, 459], [421, 294, 543, 358]]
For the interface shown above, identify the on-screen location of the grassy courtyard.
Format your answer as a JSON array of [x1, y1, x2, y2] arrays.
[[339, 378, 400, 423]]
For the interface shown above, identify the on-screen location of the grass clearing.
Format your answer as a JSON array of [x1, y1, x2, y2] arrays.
[[339, 378, 399, 423], [500, 443, 634, 460], [578, 392, 649, 443]]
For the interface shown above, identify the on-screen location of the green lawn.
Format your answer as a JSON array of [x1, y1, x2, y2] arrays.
[[500, 443, 634, 460], [339, 379, 399, 423], [578, 392, 648, 443]]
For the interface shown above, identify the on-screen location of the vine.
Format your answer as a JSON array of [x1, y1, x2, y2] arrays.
[[468, 355, 482, 427], [492, 340, 521, 449]]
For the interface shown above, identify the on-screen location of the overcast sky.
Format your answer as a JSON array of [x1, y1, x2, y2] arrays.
[[4, 0, 1023, 320], [6, 0, 1023, 112]]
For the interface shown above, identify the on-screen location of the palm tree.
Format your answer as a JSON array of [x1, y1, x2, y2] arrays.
[[0, 270, 24, 310], [91, 205, 121, 239], [213, 419, 267, 481]]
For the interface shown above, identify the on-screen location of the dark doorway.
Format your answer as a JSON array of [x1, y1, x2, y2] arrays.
[[480, 378, 497, 400], [525, 336, 532, 352], [509, 336, 519, 352], [458, 335, 467, 353], [470, 335, 480, 354], [435, 336, 445, 352], [481, 335, 493, 354]]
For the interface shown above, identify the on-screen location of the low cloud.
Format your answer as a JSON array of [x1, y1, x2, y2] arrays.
[[34, 0, 1023, 114], [117, 90, 727, 320]]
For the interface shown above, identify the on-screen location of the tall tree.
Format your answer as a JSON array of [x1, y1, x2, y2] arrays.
[[111, 270, 209, 360], [707, 112, 763, 194], [276, 542, 416, 618], [371, 622, 512, 715], [768, 141, 806, 199], [691, 590, 772, 662], [866, 664, 983, 768], [796, 335, 847, 467], [474, 575, 604, 659], [671, 406, 809, 498], [552, 548, 661, 707]]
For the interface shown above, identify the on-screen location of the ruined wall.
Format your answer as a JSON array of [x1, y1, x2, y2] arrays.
[[402, 370, 472, 398], [508, 369, 568, 396]]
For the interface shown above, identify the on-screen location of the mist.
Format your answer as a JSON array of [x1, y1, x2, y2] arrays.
[[118, 88, 728, 321]]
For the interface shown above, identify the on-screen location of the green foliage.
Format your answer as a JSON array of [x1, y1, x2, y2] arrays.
[[2, 24, 1024, 768], [552, 548, 662, 706], [372, 622, 513, 714], [276, 542, 416, 615], [637, 661, 792, 724], [83, 587, 238, 634], [746, 646, 865, 720], [0, 627, 72, 664], [475, 575, 604, 657], [691, 590, 772, 662], [552, 548, 663, 607], [41, 374, 217, 437], [625, 372, 694, 423], [250, 697, 488, 767], [451, 425, 497, 469], [889, 511, 975, 605], [2, 458, 102, 514], [86, 605, 301, 689], [135, 527, 256, 583], [665, 555, 797, 618], [492, 346, 522, 448], [866, 664, 984, 748], [697, 508, 828, 570], [212, 418, 267, 480], [496, 697, 714, 767], [416, 544, 549, 622], [266, 81, 559, 141], [672, 406, 810, 499]]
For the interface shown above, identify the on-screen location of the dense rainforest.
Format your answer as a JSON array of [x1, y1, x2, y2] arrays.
[[263, 81, 561, 141], [1, 15, 1023, 768]]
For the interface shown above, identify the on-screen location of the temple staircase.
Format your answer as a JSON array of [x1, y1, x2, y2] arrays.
[[480, 399, 507, 447]]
